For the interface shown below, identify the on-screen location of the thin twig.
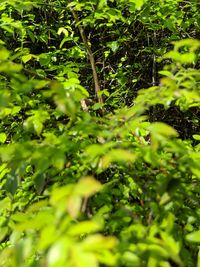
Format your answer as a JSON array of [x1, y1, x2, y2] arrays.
[[68, 4, 104, 108], [152, 31, 157, 86]]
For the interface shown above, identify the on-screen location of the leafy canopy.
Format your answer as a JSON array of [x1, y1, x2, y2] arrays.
[[0, 0, 200, 267]]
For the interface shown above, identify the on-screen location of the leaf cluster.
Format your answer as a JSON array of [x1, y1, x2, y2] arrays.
[[0, 1, 200, 267]]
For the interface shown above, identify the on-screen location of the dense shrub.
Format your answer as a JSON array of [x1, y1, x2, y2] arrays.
[[0, 1, 200, 266]]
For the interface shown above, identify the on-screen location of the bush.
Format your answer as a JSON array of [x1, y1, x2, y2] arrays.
[[0, 1, 200, 266]]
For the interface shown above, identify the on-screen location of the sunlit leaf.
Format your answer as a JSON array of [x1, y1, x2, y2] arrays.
[[0, 48, 10, 61], [186, 230, 200, 243], [148, 122, 178, 137], [82, 234, 117, 250], [74, 176, 102, 197], [68, 221, 102, 236], [0, 133, 7, 143]]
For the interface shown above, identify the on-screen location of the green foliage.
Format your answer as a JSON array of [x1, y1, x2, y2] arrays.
[[0, 0, 200, 266]]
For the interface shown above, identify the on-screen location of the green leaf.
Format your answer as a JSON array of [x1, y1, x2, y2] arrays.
[[98, 0, 107, 9], [0, 62, 22, 73], [68, 221, 102, 236], [193, 135, 200, 141], [0, 48, 10, 61], [57, 27, 69, 37], [0, 227, 8, 242], [71, 246, 98, 267], [101, 149, 136, 168], [35, 80, 49, 89], [173, 39, 200, 52], [122, 252, 140, 266], [148, 122, 178, 137], [186, 230, 200, 243], [92, 102, 104, 110], [33, 120, 43, 136], [82, 234, 117, 250], [198, 248, 200, 267], [34, 172, 46, 194], [39, 53, 51, 66], [0, 133, 7, 143], [107, 41, 119, 52], [163, 51, 196, 64], [75, 176, 102, 197], [13, 210, 54, 231], [129, 0, 144, 11], [22, 54, 32, 63], [47, 238, 71, 267], [159, 71, 172, 77], [147, 244, 169, 258], [52, 150, 65, 170], [67, 194, 82, 218]]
